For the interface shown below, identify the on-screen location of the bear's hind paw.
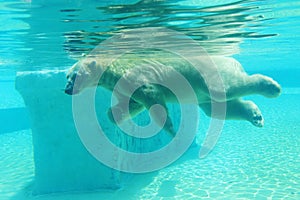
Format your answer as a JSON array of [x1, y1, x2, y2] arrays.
[[251, 112, 264, 127]]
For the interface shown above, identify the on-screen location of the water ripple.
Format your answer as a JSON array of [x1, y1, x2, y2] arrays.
[[1, 0, 299, 71]]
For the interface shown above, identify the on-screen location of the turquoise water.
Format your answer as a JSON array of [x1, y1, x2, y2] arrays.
[[1, 0, 300, 199], [1, 92, 299, 199]]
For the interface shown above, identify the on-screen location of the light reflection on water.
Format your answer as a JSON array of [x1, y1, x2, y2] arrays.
[[0, 0, 299, 71], [62, 0, 277, 58]]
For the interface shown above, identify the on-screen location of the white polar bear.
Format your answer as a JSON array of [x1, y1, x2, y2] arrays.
[[65, 51, 281, 137]]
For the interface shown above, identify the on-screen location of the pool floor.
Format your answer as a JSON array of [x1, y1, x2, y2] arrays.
[[0, 90, 299, 200]]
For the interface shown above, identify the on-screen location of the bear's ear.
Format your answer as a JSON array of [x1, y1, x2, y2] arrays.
[[88, 60, 97, 73]]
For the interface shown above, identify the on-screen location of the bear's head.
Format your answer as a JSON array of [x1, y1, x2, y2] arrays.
[[65, 57, 103, 95]]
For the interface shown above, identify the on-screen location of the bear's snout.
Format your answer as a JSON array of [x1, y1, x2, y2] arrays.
[[65, 80, 81, 95], [65, 72, 79, 95], [65, 82, 75, 95]]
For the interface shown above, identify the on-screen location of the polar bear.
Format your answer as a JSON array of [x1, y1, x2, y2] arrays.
[[65, 51, 281, 137]]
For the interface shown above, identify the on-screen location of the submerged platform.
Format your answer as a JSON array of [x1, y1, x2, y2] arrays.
[[15, 70, 123, 194]]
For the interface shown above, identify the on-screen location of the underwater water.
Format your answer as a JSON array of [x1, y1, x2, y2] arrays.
[[0, 0, 300, 199]]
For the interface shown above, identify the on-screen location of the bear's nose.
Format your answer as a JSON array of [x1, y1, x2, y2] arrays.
[[65, 82, 74, 95]]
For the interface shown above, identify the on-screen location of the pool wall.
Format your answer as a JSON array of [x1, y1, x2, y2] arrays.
[[0, 77, 31, 134], [0, 107, 30, 134]]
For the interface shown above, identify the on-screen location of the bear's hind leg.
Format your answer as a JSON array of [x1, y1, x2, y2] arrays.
[[199, 99, 264, 127], [250, 74, 281, 98], [209, 74, 281, 102]]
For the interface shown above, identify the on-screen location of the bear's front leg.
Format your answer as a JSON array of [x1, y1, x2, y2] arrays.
[[107, 98, 145, 124], [132, 84, 176, 137]]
